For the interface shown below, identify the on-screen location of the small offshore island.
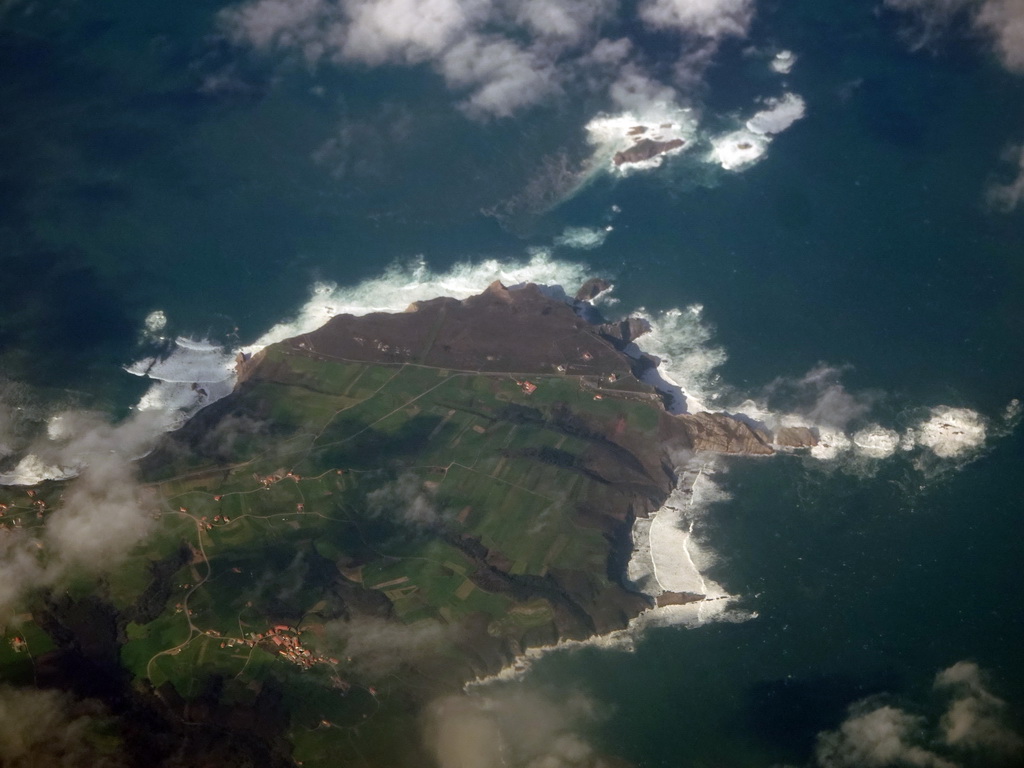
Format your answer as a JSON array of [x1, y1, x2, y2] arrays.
[[0, 280, 815, 767]]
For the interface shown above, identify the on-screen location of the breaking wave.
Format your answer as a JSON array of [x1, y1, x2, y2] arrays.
[[770, 49, 797, 74], [707, 93, 806, 171], [469, 458, 751, 690], [553, 225, 612, 250], [626, 305, 727, 414], [1, 252, 594, 485], [4, 247, 1013, 488], [241, 251, 593, 354], [584, 105, 698, 176], [912, 406, 988, 459], [627, 459, 732, 603], [582, 92, 806, 180]]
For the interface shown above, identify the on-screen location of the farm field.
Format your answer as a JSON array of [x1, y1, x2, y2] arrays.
[[0, 287, 697, 767]]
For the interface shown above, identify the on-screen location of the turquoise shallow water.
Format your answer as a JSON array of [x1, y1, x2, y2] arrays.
[[2, 0, 1023, 765]]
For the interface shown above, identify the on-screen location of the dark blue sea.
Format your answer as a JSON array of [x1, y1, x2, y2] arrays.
[[2, 0, 1023, 765]]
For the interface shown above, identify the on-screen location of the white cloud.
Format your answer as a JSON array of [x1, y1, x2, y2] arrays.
[[762, 364, 874, 431], [586, 36, 632, 66], [885, 0, 1024, 74], [816, 704, 956, 768], [987, 143, 1024, 211], [514, 0, 618, 45], [971, 0, 1024, 72], [607, 62, 679, 110], [0, 685, 128, 768], [220, 0, 346, 63], [0, 410, 160, 623], [439, 35, 561, 119], [423, 689, 606, 768], [219, 0, 756, 117], [323, 615, 451, 676], [365, 471, 441, 526], [638, 0, 754, 39], [935, 661, 1024, 754], [815, 661, 1024, 768], [745, 92, 806, 135], [636, 0, 756, 87], [340, 0, 485, 65]]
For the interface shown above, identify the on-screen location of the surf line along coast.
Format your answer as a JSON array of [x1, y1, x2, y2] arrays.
[[0, 276, 825, 767], [3, 276, 818, 684], [205, 278, 816, 661]]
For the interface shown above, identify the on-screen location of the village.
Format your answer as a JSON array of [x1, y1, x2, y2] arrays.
[[0, 488, 52, 533], [218, 623, 345, 675]]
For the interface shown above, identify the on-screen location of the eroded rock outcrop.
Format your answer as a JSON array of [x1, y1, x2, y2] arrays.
[[598, 317, 652, 349], [774, 426, 818, 448], [675, 412, 774, 455], [236, 280, 783, 464], [614, 138, 685, 167], [575, 277, 612, 302]]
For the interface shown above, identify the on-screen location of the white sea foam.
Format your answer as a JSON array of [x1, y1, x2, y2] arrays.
[[243, 251, 592, 353], [708, 93, 805, 171], [745, 93, 806, 136], [584, 106, 698, 175], [582, 93, 804, 179], [5, 253, 595, 486], [9, 249, 1004, 490], [1002, 398, 1021, 427], [626, 305, 726, 414], [127, 337, 236, 385], [708, 129, 769, 171], [900, 429, 917, 451], [126, 336, 238, 432], [46, 413, 72, 441], [810, 428, 853, 460], [470, 459, 746, 690], [650, 484, 728, 597], [553, 225, 611, 250], [770, 50, 797, 74], [731, 398, 998, 467], [618, 312, 1000, 471], [913, 406, 988, 458], [145, 252, 591, 425], [0, 453, 81, 486], [852, 425, 901, 459], [628, 460, 731, 603], [465, 595, 751, 689], [143, 310, 167, 336], [140, 252, 591, 429]]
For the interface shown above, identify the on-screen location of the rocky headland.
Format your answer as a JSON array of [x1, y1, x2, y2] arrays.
[[613, 137, 686, 167]]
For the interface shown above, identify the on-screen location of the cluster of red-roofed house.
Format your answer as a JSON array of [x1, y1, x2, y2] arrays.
[[218, 624, 340, 671]]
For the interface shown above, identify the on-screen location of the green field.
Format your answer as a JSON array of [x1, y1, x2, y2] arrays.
[[0, 343, 671, 767]]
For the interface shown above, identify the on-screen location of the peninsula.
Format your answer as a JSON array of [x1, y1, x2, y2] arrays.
[[0, 280, 813, 768]]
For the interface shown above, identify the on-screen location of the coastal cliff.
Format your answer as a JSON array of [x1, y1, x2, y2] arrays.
[[236, 280, 785, 459], [38, 279, 818, 768], [139, 280, 814, 695]]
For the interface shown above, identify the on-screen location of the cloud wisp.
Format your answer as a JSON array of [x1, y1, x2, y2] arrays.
[[218, 0, 758, 118], [987, 142, 1024, 212], [885, 0, 1024, 74], [934, 661, 1024, 754], [424, 688, 609, 768], [323, 615, 453, 676], [0, 684, 128, 768], [816, 661, 1024, 768], [0, 410, 161, 623], [366, 471, 442, 527]]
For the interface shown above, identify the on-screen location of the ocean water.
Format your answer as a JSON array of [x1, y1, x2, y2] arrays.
[[2, 0, 1023, 765]]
